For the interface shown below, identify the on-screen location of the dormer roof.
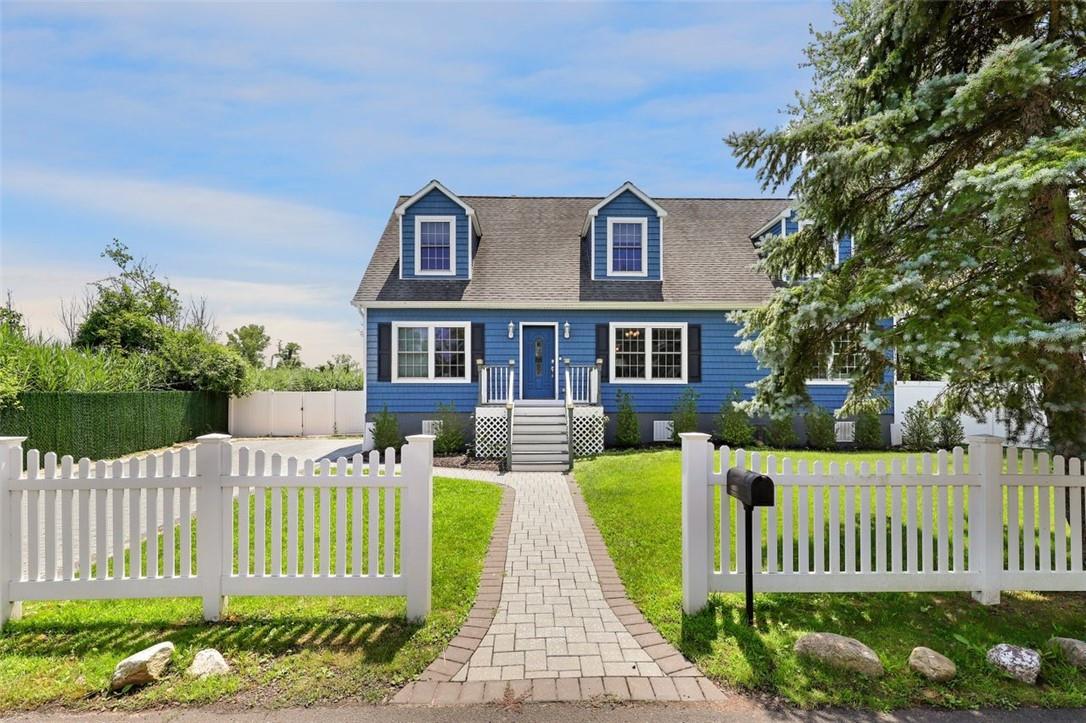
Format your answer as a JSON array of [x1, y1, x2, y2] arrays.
[[395, 179, 482, 236], [580, 181, 668, 236]]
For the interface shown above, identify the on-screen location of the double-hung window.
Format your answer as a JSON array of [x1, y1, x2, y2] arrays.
[[809, 337, 861, 382], [607, 217, 648, 276], [393, 322, 470, 382], [610, 323, 686, 383], [414, 215, 456, 275]]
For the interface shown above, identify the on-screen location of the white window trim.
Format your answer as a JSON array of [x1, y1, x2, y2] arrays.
[[608, 322, 687, 385], [807, 338, 857, 384], [606, 217, 649, 277], [413, 215, 457, 276], [391, 321, 471, 383]]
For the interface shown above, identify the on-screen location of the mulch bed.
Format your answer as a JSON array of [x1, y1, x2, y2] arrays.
[[433, 454, 503, 471]]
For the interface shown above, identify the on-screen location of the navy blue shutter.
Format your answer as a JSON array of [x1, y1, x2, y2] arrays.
[[687, 324, 702, 383], [471, 323, 485, 381], [596, 324, 609, 383], [377, 323, 391, 382]]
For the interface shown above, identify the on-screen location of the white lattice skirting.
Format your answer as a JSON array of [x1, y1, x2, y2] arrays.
[[572, 407, 605, 457], [474, 407, 508, 458]]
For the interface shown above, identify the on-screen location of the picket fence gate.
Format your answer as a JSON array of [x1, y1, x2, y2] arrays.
[[0, 433, 434, 630], [680, 433, 1086, 614]]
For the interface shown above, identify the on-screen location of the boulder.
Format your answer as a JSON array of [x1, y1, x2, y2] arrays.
[[908, 646, 956, 682], [110, 642, 175, 691], [794, 632, 884, 678], [986, 644, 1041, 684], [1049, 637, 1086, 669], [185, 648, 231, 679]]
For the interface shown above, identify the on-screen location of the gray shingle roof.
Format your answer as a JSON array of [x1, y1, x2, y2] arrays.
[[352, 195, 790, 307]]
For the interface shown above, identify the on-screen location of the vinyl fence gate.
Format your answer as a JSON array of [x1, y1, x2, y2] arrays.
[[0, 434, 435, 630], [680, 433, 1086, 614]]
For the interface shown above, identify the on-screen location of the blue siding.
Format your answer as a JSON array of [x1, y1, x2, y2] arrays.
[[593, 191, 662, 280], [837, 234, 853, 262], [401, 188, 471, 279], [784, 216, 800, 235], [366, 308, 857, 416]]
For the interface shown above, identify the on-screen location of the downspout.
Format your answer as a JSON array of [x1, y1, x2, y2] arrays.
[[355, 303, 372, 451]]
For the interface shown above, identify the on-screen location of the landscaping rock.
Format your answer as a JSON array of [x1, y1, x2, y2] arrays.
[[986, 644, 1041, 684], [185, 648, 230, 679], [908, 646, 956, 682], [794, 632, 884, 678], [110, 642, 175, 691], [1049, 637, 1086, 669]]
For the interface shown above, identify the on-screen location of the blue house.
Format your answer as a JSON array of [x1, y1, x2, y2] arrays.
[[351, 180, 858, 470]]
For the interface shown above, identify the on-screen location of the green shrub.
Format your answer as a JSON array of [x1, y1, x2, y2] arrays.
[[854, 411, 884, 449], [249, 365, 365, 392], [670, 388, 699, 442], [765, 415, 798, 448], [935, 410, 965, 450], [614, 389, 640, 448], [433, 402, 466, 455], [805, 407, 837, 450], [156, 328, 251, 396], [372, 405, 403, 452], [900, 401, 937, 451], [715, 389, 754, 447]]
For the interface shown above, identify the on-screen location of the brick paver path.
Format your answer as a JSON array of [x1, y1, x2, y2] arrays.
[[395, 470, 722, 704]]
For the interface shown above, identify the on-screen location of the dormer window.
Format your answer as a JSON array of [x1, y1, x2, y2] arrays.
[[607, 217, 648, 276], [415, 215, 456, 275]]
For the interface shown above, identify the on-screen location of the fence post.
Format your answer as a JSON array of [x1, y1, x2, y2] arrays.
[[0, 437, 27, 630], [681, 432, 713, 614], [196, 433, 231, 621], [969, 435, 1004, 605], [403, 434, 434, 622]]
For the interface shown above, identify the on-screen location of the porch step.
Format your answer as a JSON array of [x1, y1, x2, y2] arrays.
[[511, 462, 570, 472], [509, 400, 570, 471]]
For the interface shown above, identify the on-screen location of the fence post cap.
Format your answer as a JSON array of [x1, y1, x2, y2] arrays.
[[966, 434, 1003, 445], [405, 434, 435, 443], [0, 436, 27, 446], [679, 432, 711, 442], [196, 433, 232, 442]]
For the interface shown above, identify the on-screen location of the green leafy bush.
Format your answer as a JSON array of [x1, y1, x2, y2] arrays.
[[156, 329, 251, 396], [900, 401, 937, 451], [715, 389, 754, 447], [614, 389, 640, 448], [372, 405, 402, 452], [936, 410, 966, 450], [805, 407, 837, 450], [433, 402, 466, 455], [854, 411, 884, 449], [765, 415, 798, 449], [670, 388, 699, 442]]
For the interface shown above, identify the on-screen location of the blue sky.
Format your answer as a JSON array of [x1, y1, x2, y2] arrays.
[[1, 1, 834, 364]]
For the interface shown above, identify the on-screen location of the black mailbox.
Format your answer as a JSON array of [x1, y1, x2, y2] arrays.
[[726, 468, 774, 508], [725, 466, 775, 627]]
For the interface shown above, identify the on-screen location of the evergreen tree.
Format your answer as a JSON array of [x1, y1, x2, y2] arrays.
[[726, 1, 1086, 460]]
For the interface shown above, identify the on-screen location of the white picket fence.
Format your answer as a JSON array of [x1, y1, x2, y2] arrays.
[[229, 390, 365, 437], [0, 433, 434, 630], [680, 433, 1086, 614]]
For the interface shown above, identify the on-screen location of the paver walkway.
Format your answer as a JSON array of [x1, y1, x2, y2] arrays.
[[396, 470, 720, 704]]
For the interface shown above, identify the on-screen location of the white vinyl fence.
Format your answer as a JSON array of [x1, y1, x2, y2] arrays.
[[891, 381, 1045, 445], [0, 433, 434, 630], [680, 433, 1085, 614], [229, 390, 365, 437]]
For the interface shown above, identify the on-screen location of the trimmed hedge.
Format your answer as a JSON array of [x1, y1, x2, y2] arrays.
[[0, 391, 227, 460]]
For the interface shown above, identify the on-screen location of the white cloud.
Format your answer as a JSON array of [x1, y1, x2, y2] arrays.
[[3, 166, 367, 251]]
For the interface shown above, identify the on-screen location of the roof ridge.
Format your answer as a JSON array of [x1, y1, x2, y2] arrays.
[[455, 194, 791, 201]]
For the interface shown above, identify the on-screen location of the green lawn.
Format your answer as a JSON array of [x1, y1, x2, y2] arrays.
[[576, 448, 1086, 710], [0, 476, 503, 712]]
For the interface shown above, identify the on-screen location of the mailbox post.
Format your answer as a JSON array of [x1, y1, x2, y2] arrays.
[[725, 467, 775, 626]]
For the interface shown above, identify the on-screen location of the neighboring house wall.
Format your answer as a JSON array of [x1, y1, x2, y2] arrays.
[[365, 307, 853, 418], [592, 190, 662, 280], [400, 187, 471, 279]]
